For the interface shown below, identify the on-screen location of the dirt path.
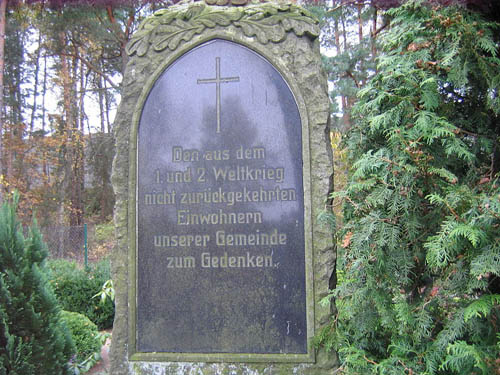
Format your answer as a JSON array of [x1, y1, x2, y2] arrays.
[[88, 336, 111, 375]]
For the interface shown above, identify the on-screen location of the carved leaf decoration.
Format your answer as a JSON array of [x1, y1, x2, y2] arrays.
[[253, 3, 290, 14], [288, 14, 317, 26], [198, 17, 217, 28], [156, 11, 177, 25], [152, 8, 170, 17], [281, 17, 319, 38], [169, 28, 202, 50], [233, 20, 264, 43], [259, 14, 287, 26], [126, 2, 319, 56], [183, 4, 205, 20], [136, 33, 152, 57], [201, 11, 239, 26], [275, 3, 292, 12], [152, 23, 204, 52], [234, 20, 285, 44], [126, 29, 151, 57], [174, 18, 196, 29], [158, 16, 176, 26], [245, 12, 266, 21], [266, 24, 287, 43]]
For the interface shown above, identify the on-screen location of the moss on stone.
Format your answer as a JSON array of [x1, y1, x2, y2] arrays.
[[110, 1, 336, 374]]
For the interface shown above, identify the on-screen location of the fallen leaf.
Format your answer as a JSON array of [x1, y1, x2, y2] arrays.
[[342, 232, 353, 248]]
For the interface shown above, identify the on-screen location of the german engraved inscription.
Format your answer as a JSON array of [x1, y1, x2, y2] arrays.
[[136, 40, 306, 354]]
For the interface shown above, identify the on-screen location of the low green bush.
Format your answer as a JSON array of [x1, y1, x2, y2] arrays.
[[0, 194, 74, 375], [47, 258, 114, 330], [60, 311, 101, 364]]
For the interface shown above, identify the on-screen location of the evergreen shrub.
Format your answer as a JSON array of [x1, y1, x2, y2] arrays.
[[60, 311, 101, 364], [0, 194, 74, 375], [317, 1, 500, 374], [48, 258, 115, 330]]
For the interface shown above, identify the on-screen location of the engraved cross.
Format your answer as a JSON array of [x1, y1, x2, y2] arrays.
[[197, 57, 240, 133]]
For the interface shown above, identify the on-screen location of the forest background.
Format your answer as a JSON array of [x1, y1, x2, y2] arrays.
[[0, 0, 495, 224], [0, 0, 495, 226], [0, 0, 499, 374]]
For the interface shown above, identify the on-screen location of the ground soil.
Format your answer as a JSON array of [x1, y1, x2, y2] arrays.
[[88, 335, 111, 375]]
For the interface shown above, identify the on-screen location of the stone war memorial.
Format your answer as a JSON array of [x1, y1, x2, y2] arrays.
[[110, 0, 335, 373]]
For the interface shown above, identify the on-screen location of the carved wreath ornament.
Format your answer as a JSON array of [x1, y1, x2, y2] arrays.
[[126, 2, 319, 56]]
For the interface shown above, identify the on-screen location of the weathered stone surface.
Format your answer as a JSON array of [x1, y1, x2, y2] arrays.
[[126, 3, 318, 56], [111, 2, 336, 374], [136, 40, 307, 355]]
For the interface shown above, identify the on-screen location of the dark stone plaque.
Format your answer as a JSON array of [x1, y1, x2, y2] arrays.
[[136, 39, 306, 354]]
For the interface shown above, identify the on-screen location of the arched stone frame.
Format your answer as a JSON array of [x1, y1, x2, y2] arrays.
[[128, 35, 314, 363], [111, 3, 336, 374]]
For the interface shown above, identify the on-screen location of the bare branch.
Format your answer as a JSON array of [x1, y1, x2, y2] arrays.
[[60, 52, 119, 90]]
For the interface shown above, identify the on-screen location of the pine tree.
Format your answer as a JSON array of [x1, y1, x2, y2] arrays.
[[309, 1, 380, 131], [0, 194, 74, 375], [318, 1, 500, 374]]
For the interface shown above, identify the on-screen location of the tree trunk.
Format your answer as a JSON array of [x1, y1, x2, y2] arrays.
[[357, 3, 363, 44], [341, 8, 350, 129], [97, 65, 105, 133], [357, 3, 365, 87], [67, 47, 84, 226], [371, 3, 378, 64], [103, 78, 111, 133], [334, 16, 341, 55], [0, 0, 6, 203], [58, 30, 74, 227], [41, 49, 49, 183], [106, 5, 134, 74], [29, 29, 42, 136], [341, 10, 348, 50], [74, 56, 86, 226]]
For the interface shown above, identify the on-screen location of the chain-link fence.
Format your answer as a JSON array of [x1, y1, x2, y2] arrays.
[[34, 224, 112, 265]]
